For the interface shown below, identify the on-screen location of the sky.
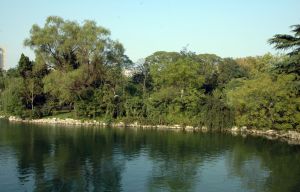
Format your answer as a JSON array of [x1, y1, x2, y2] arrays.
[[0, 0, 299, 69]]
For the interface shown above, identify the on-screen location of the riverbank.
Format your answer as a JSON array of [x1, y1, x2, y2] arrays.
[[3, 116, 300, 145]]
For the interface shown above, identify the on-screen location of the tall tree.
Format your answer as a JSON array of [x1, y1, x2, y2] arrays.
[[25, 16, 131, 116], [269, 25, 300, 55], [269, 25, 300, 74], [18, 53, 33, 78]]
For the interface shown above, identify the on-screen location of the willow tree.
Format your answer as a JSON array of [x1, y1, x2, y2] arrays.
[[24, 16, 131, 117]]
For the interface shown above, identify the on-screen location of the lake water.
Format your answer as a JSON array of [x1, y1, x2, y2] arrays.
[[0, 119, 300, 192]]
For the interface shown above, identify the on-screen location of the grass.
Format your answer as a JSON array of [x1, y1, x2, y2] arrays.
[[44, 110, 74, 119]]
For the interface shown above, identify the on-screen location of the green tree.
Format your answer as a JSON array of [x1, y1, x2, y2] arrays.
[[217, 58, 248, 87], [0, 69, 5, 92], [18, 53, 33, 78], [226, 74, 300, 130], [235, 54, 279, 77], [269, 24, 300, 74], [25, 16, 131, 118], [145, 52, 207, 125], [1, 78, 25, 116]]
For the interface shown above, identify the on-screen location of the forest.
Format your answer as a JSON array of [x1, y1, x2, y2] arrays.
[[0, 16, 299, 130]]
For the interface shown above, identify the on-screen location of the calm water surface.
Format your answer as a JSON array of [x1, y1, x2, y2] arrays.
[[0, 119, 300, 192]]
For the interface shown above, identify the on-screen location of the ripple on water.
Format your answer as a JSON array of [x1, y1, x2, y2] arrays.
[[1, 123, 300, 192]]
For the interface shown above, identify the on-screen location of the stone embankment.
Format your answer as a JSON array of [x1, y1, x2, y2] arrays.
[[5, 116, 300, 145], [228, 126, 300, 145], [6, 116, 207, 131]]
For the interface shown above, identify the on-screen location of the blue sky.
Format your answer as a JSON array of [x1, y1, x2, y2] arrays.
[[0, 0, 299, 69]]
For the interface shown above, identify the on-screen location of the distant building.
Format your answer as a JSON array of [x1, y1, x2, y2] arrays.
[[123, 68, 136, 77], [0, 48, 4, 69]]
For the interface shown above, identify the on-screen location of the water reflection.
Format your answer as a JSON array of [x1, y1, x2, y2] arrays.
[[0, 120, 300, 192]]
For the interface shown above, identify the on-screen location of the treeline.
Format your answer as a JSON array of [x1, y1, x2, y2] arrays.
[[0, 16, 299, 130]]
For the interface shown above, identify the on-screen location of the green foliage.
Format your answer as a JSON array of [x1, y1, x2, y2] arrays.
[[226, 74, 300, 130], [25, 16, 131, 115], [269, 25, 300, 75], [217, 58, 248, 87], [43, 70, 75, 104], [1, 17, 299, 131], [269, 25, 300, 55], [201, 90, 235, 129], [1, 78, 25, 117], [18, 54, 33, 78], [235, 53, 279, 76], [0, 69, 5, 91]]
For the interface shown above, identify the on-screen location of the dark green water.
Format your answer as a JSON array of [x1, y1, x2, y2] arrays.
[[1, 120, 300, 192]]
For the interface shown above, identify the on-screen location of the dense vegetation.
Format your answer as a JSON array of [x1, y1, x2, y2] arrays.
[[0, 17, 299, 130]]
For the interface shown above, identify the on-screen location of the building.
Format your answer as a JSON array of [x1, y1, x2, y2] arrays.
[[0, 48, 4, 69]]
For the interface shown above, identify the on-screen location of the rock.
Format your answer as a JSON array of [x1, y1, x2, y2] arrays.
[[265, 130, 277, 136], [185, 126, 194, 130], [231, 126, 239, 132], [287, 131, 300, 140], [241, 126, 247, 131], [142, 125, 152, 129], [9, 116, 22, 122], [173, 125, 181, 129], [5, 116, 300, 144], [115, 122, 125, 127]]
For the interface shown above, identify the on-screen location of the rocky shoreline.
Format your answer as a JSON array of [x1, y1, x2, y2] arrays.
[[3, 116, 300, 145]]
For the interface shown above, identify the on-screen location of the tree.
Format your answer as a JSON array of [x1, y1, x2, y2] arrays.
[[269, 25, 300, 56], [235, 54, 279, 77], [123, 59, 153, 120], [0, 69, 5, 92], [269, 25, 300, 74], [196, 54, 222, 93], [17, 54, 34, 113], [217, 58, 248, 87], [226, 74, 300, 130], [145, 51, 207, 125], [15, 54, 47, 117], [25, 16, 131, 117], [0, 77, 25, 116]]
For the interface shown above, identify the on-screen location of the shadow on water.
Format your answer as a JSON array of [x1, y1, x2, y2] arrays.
[[0, 119, 300, 192]]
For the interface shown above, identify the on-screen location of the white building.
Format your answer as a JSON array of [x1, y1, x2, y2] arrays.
[[0, 48, 4, 70]]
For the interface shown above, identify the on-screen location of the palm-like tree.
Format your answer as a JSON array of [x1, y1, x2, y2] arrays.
[[269, 25, 300, 74]]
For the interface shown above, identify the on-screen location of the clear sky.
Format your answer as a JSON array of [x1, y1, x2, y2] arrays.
[[0, 0, 299, 69]]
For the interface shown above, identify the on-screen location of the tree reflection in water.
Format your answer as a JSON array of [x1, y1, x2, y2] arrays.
[[0, 120, 300, 192]]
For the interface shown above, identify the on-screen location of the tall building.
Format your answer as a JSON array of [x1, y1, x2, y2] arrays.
[[0, 48, 4, 69]]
